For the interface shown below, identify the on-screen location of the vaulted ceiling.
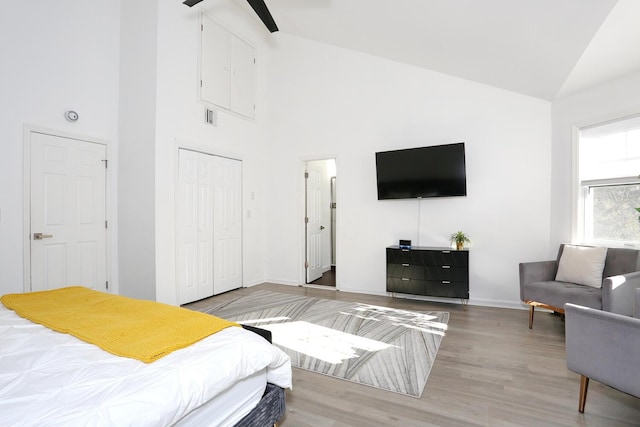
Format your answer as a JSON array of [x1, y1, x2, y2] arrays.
[[240, 0, 640, 100]]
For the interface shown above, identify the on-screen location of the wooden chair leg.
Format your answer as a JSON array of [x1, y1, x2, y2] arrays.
[[528, 305, 534, 329], [579, 375, 589, 413]]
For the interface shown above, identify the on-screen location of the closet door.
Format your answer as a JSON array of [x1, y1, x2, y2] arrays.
[[177, 150, 215, 304], [213, 155, 242, 294], [177, 150, 242, 304]]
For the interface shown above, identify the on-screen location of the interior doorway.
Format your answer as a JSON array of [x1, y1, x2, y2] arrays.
[[304, 158, 336, 287], [24, 129, 108, 293]]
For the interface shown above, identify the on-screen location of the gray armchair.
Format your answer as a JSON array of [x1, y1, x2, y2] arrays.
[[565, 296, 640, 412], [519, 244, 640, 328]]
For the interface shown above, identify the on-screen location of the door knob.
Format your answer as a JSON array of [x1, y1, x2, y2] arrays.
[[320, 225, 325, 230], [33, 233, 53, 240]]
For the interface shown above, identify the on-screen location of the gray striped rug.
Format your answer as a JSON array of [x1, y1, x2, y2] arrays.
[[197, 290, 449, 397]]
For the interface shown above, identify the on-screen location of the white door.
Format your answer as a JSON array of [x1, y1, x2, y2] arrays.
[[229, 34, 256, 119], [213, 155, 242, 294], [201, 14, 230, 110], [305, 164, 323, 283], [177, 150, 242, 304], [177, 150, 214, 304], [29, 132, 107, 292]]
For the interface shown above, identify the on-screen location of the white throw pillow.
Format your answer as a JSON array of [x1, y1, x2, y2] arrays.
[[555, 245, 608, 288]]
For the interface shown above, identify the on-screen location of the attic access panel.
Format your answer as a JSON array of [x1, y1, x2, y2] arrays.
[[200, 14, 256, 120]]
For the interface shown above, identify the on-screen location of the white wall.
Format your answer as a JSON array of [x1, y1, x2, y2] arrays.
[[152, 1, 273, 304], [0, 0, 272, 303], [265, 35, 552, 308], [6, 2, 605, 310], [0, 1, 121, 296], [118, 0, 158, 301], [551, 71, 640, 250]]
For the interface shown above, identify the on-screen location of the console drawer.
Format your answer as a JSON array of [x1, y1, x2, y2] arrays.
[[386, 246, 469, 300]]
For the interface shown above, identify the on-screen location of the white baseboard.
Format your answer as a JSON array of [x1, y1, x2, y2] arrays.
[[260, 281, 528, 310], [314, 285, 529, 310], [242, 279, 266, 288], [470, 298, 527, 310], [262, 279, 300, 287]]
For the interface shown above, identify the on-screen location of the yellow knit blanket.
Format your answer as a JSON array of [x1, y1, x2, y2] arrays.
[[0, 286, 239, 363]]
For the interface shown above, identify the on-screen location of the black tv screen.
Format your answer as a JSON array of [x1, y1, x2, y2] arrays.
[[375, 143, 467, 200]]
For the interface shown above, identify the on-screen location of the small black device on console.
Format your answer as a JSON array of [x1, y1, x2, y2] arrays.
[[399, 239, 412, 249]]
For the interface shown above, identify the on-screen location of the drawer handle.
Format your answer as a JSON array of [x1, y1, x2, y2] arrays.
[[442, 265, 451, 269], [442, 250, 450, 254], [442, 280, 451, 284], [402, 263, 410, 267], [401, 278, 410, 281], [401, 249, 409, 252]]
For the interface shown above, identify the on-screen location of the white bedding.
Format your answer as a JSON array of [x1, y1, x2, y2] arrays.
[[174, 369, 266, 427], [0, 304, 292, 427]]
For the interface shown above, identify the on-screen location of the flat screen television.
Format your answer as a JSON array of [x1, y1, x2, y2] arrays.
[[375, 142, 467, 200]]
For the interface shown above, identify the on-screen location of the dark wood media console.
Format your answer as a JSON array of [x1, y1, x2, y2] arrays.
[[386, 246, 469, 299]]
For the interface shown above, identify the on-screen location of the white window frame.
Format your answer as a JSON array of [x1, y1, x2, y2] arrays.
[[578, 177, 640, 248], [573, 112, 640, 249]]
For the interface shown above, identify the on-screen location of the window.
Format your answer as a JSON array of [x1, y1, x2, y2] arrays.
[[578, 115, 640, 246]]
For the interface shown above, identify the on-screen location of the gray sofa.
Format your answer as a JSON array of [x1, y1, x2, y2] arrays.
[[519, 244, 640, 328], [564, 289, 640, 412]]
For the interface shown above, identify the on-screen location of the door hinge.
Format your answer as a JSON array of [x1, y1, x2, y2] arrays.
[[102, 159, 108, 168], [305, 217, 309, 224], [305, 261, 309, 268], [106, 281, 109, 290], [304, 172, 309, 179], [105, 220, 108, 229]]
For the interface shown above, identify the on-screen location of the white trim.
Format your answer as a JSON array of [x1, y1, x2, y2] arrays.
[[22, 125, 110, 293], [334, 286, 526, 310], [22, 128, 31, 293], [265, 280, 528, 309], [581, 176, 640, 186], [570, 108, 640, 245], [570, 124, 581, 243]]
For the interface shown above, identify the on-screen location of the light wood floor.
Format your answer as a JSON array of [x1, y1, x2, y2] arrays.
[[186, 283, 640, 427]]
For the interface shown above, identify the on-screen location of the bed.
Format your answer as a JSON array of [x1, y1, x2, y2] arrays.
[[0, 287, 292, 426]]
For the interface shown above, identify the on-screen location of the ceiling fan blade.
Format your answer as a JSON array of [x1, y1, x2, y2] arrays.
[[246, 0, 279, 33], [182, 0, 278, 33]]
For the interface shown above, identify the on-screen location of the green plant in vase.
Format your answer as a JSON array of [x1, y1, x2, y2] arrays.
[[450, 231, 470, 250], [636, 207, 640, 222]]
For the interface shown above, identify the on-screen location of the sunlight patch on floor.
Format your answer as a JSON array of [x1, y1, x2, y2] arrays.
[[238, 316, 290, 325], [257, 321, 395, 364], [343, 304, 449, 335]]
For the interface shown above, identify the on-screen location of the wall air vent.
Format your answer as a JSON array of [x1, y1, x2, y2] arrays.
[[205, 108, 217, 126]]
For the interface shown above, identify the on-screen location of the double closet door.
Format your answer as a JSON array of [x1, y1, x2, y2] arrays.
[[177, 149, 242, 304]]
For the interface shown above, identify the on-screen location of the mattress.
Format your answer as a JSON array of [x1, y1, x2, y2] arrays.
[[174, 369, 266, 427], [0, 304, 292, 426]]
